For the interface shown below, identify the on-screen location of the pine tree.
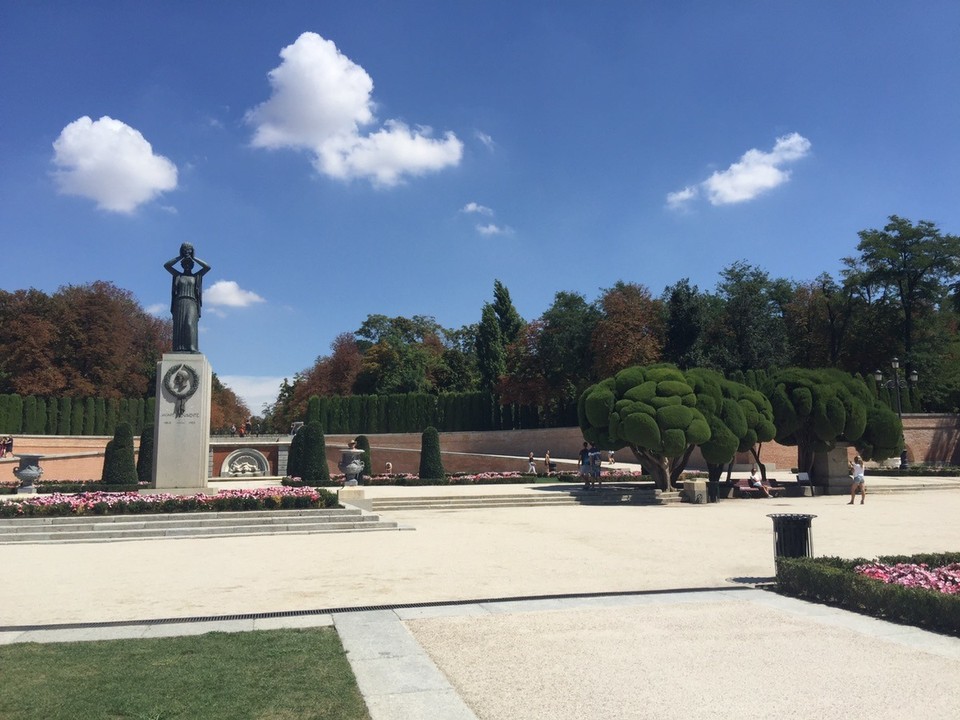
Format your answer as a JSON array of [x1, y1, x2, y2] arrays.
[[476, 303, 506, 392], [492, 279, 524, 344], [418, 426, 445, 480]]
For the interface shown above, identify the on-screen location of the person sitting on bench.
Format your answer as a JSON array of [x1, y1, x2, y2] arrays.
[[749, 465, 773, 498]]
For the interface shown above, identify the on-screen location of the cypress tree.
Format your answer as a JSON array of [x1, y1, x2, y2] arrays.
[[0, 395, 7, 432], [300, 420, 330, 486], [306, 395, 321, 423], [71, 401, 84, 436], [46, 397, 59, 435], [286, 426, 305, 479], [23, 396, 37, 434], [7, 395, 23, 433], [58, 398, 72, 435], [94, 398, 106, 435], [105, 398, 119, 435], [83, 397, 96, 435], [355, 434, 372, 482], [101, 422, 137, 485], [145, 397, 156, 427], [136, 425, 155, 484], [35, 398, 47, 435], [418, 426, 445, 480], [118, 399, 130, 429], [135, 398, 146, 434]]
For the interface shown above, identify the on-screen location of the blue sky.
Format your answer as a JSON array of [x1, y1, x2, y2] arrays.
[[2, 1, 958, 412]]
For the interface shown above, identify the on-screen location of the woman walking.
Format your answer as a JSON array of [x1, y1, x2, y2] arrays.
[[848, 455, 866, 505]]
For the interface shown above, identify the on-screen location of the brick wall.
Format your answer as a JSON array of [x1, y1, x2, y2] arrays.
[[7, 414, 957, 481]]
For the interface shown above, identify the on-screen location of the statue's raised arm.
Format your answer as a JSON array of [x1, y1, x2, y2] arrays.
[[165, 242, 211, 353]]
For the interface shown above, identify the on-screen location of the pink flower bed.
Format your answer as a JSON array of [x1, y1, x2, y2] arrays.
[[855, 562, 960, 595], [0, 486, 336, 517]]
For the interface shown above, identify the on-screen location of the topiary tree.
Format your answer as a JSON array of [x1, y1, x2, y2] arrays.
[[354, 434, 372, 483], [286, 425, 305, 479], [101, 422, 137, 485], [686, 368, 777, 489], [418, 426, 445, 480], [136, 425, 154, 485], [578, 365, 711, 491], [300, 420, 330, 486], [766, 368, 902, 476]]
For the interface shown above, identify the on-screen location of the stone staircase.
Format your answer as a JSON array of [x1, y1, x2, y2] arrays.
[[0, 508, 400, 544], [371, 484, 679, 512]]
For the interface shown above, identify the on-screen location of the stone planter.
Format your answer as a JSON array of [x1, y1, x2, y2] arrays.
[[338, 448, 365, 487], [13, 454, 43, 493]]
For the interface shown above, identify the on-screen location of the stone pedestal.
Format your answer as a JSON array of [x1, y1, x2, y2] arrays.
[[151, 353, 212, 492], [813, 445, 852, 495]]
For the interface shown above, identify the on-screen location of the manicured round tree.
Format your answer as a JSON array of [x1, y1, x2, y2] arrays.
[[418, 426, 445, 480], [101, 422, 137, 485], [354, 434, 372, 483], [136, 425, 155, 484], [578, 365, 711, 491], [766, 368, 901, 474], [300, 420, 330, 486], [686, 368, 776, 486]]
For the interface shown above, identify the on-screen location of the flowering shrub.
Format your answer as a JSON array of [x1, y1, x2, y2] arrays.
[[777, 553, 960, 637], [855, 562, 960, 595], [0, 486, 338, 518]]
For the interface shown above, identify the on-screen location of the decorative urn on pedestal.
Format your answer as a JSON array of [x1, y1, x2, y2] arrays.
[[338, 447, 365, 487], [13, 454, 43, 493]]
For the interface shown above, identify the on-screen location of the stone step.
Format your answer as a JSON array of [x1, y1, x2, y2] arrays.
[[0, 508, 400, 543], [0, 507, 360, 527], [372, 488, 670, 511]]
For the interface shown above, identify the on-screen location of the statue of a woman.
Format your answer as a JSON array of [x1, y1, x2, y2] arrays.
[[164, 243, 211, 353]]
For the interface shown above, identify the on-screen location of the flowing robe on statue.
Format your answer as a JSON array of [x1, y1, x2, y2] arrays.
[[171, 273, 202, 353]]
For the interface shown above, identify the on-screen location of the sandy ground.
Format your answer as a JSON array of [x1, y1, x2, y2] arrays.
[[4, 489, 959, 627]]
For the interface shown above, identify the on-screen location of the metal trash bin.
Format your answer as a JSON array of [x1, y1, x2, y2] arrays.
[[767, 513, 817, 559]]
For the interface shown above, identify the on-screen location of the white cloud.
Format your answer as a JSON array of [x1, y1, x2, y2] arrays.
[[667, 132, 811, 209], [475, 130, 495, 150], [52, 116, 178, 213], [477, 223, 511, 236], [462, 201, 493, 215], [218, 375, 289, 414], [246, 32, 462, 186], [666, 186, 698, 210], [145, 303, 167, 317], [205, 280, 265, 308]]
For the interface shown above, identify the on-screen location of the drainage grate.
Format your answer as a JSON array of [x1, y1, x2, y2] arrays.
[[0, 586, 751, 633]]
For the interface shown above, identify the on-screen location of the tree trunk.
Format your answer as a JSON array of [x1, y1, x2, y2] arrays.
[[629, 446, 671, 490]]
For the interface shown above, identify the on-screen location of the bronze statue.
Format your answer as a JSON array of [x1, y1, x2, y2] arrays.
[[164, 243, 211, 353]]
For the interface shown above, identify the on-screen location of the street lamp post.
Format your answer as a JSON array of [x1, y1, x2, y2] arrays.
[[874, 357, 918, 470]]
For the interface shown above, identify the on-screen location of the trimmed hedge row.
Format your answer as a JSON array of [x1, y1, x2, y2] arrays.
[[775, 553, 960, 637], [0, 394, 155, 436], [308, 392, 576, 434]]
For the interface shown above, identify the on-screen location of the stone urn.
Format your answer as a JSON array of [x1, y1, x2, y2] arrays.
[[13, 454, 43, 493], [338, 448, 365, 487]]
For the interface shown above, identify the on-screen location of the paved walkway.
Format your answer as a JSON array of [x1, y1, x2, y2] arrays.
[[3, 479, 960, 719]]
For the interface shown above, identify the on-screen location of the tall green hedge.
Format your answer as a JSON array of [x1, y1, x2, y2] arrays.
[[136, 425, 155, 484], [300, 421, 330, 486], [101, 422, 137, 485], [418, 426, 445, 480]]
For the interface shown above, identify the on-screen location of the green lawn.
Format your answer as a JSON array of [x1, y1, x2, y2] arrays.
[[0, 628, 370, 720]]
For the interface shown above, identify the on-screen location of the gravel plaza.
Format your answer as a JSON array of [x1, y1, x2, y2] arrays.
[[3, 476, 959, 719]]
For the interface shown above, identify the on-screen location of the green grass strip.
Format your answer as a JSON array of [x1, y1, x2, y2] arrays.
[[0, 628, 370, 720]]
